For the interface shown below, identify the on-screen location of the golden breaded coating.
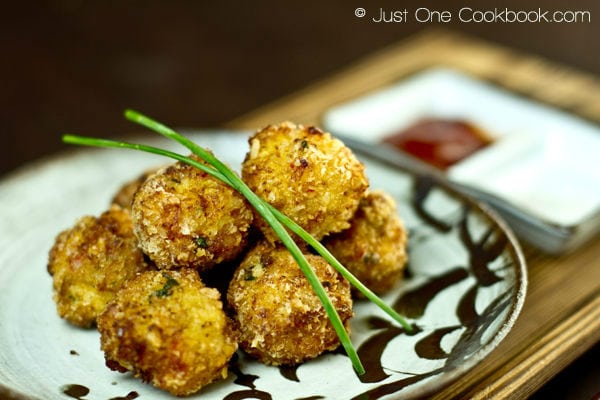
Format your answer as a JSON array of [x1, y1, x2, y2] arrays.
[[324, 190, 408, 295], [47, 205, 149, 328], [227, 242, 353, 366], [98, 269, 238, 396], [111, 167, 161, 210], [131, 156, 254, 270], [241, 122, 369, 242]]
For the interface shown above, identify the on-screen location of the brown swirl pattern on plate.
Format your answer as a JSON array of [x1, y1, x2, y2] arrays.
[[218, 162, 526, 400]]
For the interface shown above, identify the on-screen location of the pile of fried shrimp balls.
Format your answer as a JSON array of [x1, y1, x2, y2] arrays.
[[47, 122, 408, 396]]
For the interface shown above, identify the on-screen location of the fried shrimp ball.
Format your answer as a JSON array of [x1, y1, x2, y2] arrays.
[[227, 242, 353, 366], [241, 122, 369, 242], [111, 167, 161, 210], [47, 205, 150, 327], [324, 190, 408, 295], [131, 156, 254, 270], [98, 269, 238, 396]]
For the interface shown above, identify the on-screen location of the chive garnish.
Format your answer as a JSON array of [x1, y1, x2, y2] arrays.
[[194, 236, 209, 249], [244, 267, 257, 281], [62, 109, 413, 374], [154, 272, 179, 297]]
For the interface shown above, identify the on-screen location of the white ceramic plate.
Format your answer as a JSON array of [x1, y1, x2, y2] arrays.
[[0, 131, 526, 399], [323, 68, 600, 253]]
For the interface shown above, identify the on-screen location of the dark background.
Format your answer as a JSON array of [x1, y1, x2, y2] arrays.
[[1, 1, 599, 397], [1, 0, 599, 177]]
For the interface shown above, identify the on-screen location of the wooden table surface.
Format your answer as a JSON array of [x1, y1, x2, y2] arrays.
[[228, 30, 600, 399]]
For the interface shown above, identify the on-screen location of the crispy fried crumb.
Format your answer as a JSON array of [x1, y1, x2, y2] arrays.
[[241, 122, 368, 242], [227, 242, 353, 365], [48, 205, 150, 327], [325, 190, 408, 295], [131, 155, 253, 270], [98, 269, 238, 396]]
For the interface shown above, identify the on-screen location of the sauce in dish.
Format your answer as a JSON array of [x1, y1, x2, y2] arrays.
[[382, 118, 492, 170]]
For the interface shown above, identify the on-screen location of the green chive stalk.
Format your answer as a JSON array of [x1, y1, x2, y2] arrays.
[[63, 135, 364, 374], [63, 110, 413, 375], [121, 110, 411, 331]]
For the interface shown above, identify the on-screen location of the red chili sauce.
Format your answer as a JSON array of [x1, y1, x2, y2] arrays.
[[382, 118, 493, 170]]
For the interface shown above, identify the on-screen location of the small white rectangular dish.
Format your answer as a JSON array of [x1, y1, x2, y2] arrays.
[[323, 68, 600, 253]]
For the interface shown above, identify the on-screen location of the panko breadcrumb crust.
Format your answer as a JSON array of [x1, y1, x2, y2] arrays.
[[227, 242, 353, 366], [47, 121, 412, 397], [131, 155, 253, 270], [242, 122, 369, 242], [324, 190, 408, 295], [47, 205, 150, 328], [98, 269, 238, 396]]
